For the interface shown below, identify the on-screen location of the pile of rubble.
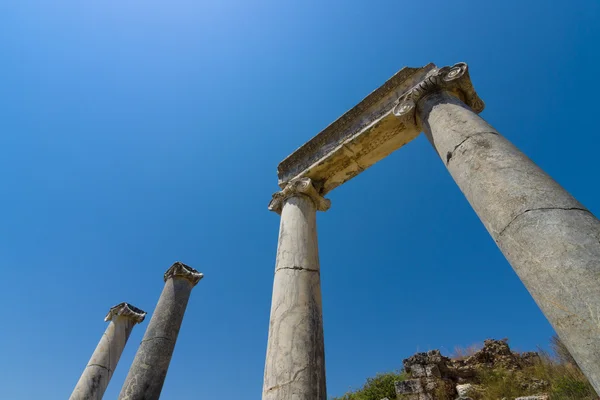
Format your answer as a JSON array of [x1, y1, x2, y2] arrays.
[[393, 339, 548, 400]]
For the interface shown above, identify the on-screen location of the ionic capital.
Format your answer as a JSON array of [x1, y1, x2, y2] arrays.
[[268, 177, 331, 215], [393, 62, 485, 129], [105, 302, 147, 323], [164, 262, 204, 286]]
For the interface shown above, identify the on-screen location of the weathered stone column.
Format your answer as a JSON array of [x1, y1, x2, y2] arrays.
[[118, 262, 203, 400], [263, 177, 330, 400], [394, 62, 600, 394], [70, 303, 146, 400]]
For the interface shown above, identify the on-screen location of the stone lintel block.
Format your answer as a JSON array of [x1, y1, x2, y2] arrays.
[[276, 64, 436, 195]]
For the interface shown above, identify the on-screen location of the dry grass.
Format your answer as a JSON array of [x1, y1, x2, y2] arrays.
[[473, 363, 596, 400], [469, 343, 598, 400], [451, 342, 482, 360], [332, 336, 598, 400]]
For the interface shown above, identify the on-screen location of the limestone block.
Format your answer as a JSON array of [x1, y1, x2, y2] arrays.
[[423, 378, 438, 392], [276, 65, 436, 194], [396, 379, 424, 394], [425, 364, 441, 378], [426, 350, 443, 364], [400, 396, 431, 400], [409, 364, 426, 378], [456, 383, 473, 397]]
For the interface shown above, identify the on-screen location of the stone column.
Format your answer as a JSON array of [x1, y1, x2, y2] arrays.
[[118, 262, 203, 400], [70, 303, 146, 400], [394, 62, 600, 394], [263, 177, 330, 400]]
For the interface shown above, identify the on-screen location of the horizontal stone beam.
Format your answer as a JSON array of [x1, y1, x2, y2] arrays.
[[277, 63, 436, 194]]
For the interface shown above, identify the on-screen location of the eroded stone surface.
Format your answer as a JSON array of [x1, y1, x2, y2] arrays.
[[499, 208, 600, 392], [118, 263, 201, 400], [397, 339, 546, 399], [70, 303, 145, 400], [269, 177, 331, 215], [275, 63, 487, 197], [105, 302, 147, 323], [268, 61, 600, 398], [277, 64, 436, 194], [263, 181, 326, 400], [419, 92, 584, 238], [456, 383, 473, 398], [164, 261, 204, 286], [417, 87, 600, 395]]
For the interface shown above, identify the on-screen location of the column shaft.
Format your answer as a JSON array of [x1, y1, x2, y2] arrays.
[[118, 263, 202, 400], [418, 90, 600, 393], [70, 303, 145, 400], [263, 194, 326, 400]]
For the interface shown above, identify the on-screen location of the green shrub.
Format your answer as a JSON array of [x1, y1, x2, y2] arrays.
[[333, 371, 406, 400], [551, 376, 594, 399]]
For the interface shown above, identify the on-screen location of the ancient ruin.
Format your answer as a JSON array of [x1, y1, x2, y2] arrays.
[[264, 62, 600, 399], [396, 339, 545, 399], [70, 302, 146, 400], [118, 262, 203, 400]]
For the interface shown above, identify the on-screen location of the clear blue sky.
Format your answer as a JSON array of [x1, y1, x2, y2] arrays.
[[1, 1, 599, 399]]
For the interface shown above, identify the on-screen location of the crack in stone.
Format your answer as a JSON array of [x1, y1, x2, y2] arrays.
[[291, 365, 310, 382], [264, 365, 310, 394], [276, 266, 320, 273], [141, 336, 172, 344], [445, 131, 498, 165], [87, 363, 111, 372], [264, 383, 283, 393], [498, 206, 591, 238]]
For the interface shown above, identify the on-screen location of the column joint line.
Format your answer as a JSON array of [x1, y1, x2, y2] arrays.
[[497, 206, 591, 238]]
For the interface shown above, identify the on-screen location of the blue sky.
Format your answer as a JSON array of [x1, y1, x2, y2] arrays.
[[1, 1, 599, 399]]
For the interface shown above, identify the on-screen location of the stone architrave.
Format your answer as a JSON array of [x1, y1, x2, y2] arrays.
[[272, 62, 600, 395], [263, 178, 330, 400], [118, 262, 203, 400], [276, 64, 435, 195], [70, 303, 146, 400]]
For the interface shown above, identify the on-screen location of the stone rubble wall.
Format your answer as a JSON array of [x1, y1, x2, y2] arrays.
[[394, 339, 547, 400]]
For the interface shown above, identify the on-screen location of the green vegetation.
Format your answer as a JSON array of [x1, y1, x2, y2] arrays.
[[472, 361, 596, 400], [333, 371, 407, 400], [332, 336, 597, 400]]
